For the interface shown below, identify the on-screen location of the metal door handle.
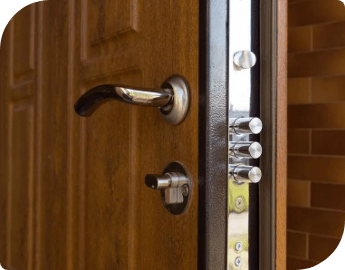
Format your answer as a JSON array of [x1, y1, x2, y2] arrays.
[[74, 75, 190, 125]]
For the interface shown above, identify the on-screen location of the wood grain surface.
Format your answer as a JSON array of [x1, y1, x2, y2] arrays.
[[277, 0, 288, 269], [0, 1, 287, 269], [0, 0, 199, 269]]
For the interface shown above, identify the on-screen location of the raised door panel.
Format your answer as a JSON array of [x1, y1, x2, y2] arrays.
[[12, 5, 35, 84], [0, 4, 38, 270], [0, 1, 199, 269], [7, 101, 34, 270], [81, 0, 140, 60], [38, 1, 70, 269], [82, 71, 142, 269], [77, 0, 198, 269]]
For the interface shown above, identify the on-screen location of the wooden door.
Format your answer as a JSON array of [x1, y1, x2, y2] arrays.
[[0, 1, 287, 270], [0, 1, 198, 269]]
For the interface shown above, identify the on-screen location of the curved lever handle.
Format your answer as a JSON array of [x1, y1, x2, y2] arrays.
[[74, 75, 190, 125], [74, 85, 173, 117]]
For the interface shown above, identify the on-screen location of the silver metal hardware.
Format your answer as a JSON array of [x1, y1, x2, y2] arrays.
[[229, 141, 262, 159], [74, 75, 190, 125], [159, 75, 190, 125], [235, 197, 245, 210], [235, 242, 243, 252], [145, 162, 191, 215], [233, 50, 257, 70], [181, 184, 189, 196], [229, 164, 262, 184], [228, 0, 261, 268], [230, 117, 263, 135], [235, 257, 242, 267], [145, 172, 189, 204]]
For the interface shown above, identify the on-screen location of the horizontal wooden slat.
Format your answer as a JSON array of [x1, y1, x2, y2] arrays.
[[288, 0, 316, 3], [287, 206, 345, 237], [289, 0, 345, 28], [309, 235, 340, 262], [288, 27, 311, 53], [287, 231, 308, 258], [288, 78, 310, 104], [288, 129, 309, 154], [289, 48, 345, 78], [288, 155, 345, 183], [311, 183, 345, 211], [288, 103, 345, 129], [312, 76, 345, 103], [312, 130, 345, 155], [287, 179, 310, 207], [287, 257, 317, 270], [314, 21, 345, 49]]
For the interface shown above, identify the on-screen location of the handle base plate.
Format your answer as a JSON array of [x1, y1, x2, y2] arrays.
[[159, 75, 190, 125]]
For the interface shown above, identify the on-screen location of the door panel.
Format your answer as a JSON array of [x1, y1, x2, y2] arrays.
[[0, 0, 198, 269], [78, 0, 199, 268], [0, 4, 37, 269], [8, 100, 34, 270]]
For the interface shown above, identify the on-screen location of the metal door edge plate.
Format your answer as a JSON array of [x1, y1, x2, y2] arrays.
[[228, 0, 259, 269]]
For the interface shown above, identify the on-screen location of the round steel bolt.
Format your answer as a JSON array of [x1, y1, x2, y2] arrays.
[[248, 142, 262, 159], [248, 117, 263, 134], [248, 167, 262, 183]]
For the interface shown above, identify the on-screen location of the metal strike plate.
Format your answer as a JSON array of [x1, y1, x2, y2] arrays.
[[145, 162, 192, 215], [228, 0, 261, 269]]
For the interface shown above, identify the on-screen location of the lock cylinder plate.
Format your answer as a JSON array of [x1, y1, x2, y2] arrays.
[[145, 162, 192, 215], [161, 162, 191, 215]]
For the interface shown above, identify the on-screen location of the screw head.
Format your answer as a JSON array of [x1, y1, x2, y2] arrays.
[[235, 241, 243, 252], [235, 256, 242, 267], [181, 184, 189, 196], [235, 197, 244, 210]]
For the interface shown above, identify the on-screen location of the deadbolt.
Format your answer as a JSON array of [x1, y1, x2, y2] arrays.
[[145, 162, 191, 215], [229, 141, 263, 159], [229, 117, 263, 135], [229, 164, 262, 184]]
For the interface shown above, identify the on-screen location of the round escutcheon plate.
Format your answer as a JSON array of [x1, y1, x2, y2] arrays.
[[161, 162, 192, 215]]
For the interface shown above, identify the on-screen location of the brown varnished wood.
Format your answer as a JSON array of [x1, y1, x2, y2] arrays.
[[0, 1, 198, 269], [76, 0, 199, 269], [0, 5, 37, 270], [38, 1, 70, 269], [0, 21, 10, 268], [276, 0, 288, 269], [0, 1, 286, 269]]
